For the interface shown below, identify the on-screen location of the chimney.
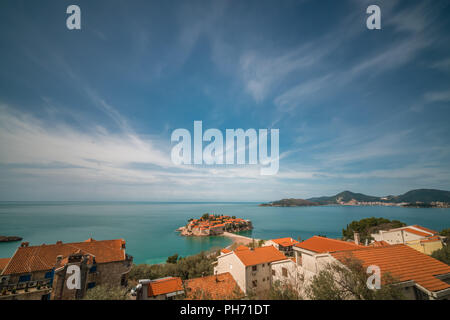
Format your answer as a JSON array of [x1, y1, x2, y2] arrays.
[[20, 242, 29, 247], [56, 240, 63, 245], [354, 232, 360, 245], [56, 255, 63, 265]]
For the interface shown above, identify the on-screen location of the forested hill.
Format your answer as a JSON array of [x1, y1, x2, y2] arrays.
[[261, 189, 450, 206]]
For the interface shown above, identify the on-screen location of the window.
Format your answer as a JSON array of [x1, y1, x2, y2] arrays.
[[252, 280, 257, 288], [272, 270, 275, 276], [19, 274, 31, 282], [252, 265, 257, 272], [282, 267, 288, 277], [87, 282, 96, 289]]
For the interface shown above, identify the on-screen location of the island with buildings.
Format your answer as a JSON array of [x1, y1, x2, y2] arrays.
[[176, 213, 253, 237]]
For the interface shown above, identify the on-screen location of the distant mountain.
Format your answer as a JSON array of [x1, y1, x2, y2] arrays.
[[384, 189, 450, 203], [308, 191, 380, 205], [308, 189, 450, 204], [261, 189, 450, 207], [259, 198, 320, 207]]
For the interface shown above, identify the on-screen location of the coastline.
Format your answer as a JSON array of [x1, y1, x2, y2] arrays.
[[222, 232, 260, 248]]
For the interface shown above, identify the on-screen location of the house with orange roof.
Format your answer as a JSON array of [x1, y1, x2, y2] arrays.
[[263, 237, 299, 257], [0, 238, 133, 300], [214, 245, 290, 295], [331, 244, 450, 299], [290, 235, 364, 293], [371, 224, 438, 244], [370, 224, 443, 254], [184, 273, 244, 300], [290, 235, 450, 299], [134, 277, 184, 300]]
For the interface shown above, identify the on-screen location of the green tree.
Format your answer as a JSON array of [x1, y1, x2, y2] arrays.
[[129, 251, 218, 282], [166, 253, 179, 264], [201, 213, 210, 220], [306, 256, 405, 300], [268, 280, 302, 300], [440, 228, 450, 237], [342, 217, 406, 243], [431, 244, 450, 265], [83, 284, 129, 300]]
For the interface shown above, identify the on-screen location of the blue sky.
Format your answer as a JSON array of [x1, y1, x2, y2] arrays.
[[0, 0, 449, 201]]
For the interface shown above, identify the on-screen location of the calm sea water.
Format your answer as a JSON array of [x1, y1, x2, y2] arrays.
[[1, 202, 449, 264]]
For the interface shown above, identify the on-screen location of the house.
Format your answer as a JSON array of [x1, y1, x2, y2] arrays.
[[184, 272, 244, 300], [292, 235, 450, 300], [214, 245, 289, 295], [370, 224, 443, 255], [404, 236, 444, 255], [263, 237, 299, 257], [135, 277, 184, 300], [292, 236, 364, 293], [371, 225, 438, 244], [0, 238, 133, 300], [331, 245, 450, 300]]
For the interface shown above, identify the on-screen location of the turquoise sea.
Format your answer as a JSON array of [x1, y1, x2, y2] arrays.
[[1, 202, 450, 264]]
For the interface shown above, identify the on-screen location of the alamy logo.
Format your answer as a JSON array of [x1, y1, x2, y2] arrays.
[[66, 265, 81, 289], [366, 265, 381, 290], [171, 121, 279, 175]]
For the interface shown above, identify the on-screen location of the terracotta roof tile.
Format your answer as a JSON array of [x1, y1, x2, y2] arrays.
[[184, 273, 243, 299], [369, 240, 390, 247], [270, 237, 299, 247], [331, 245, 450, 292], [295, 236, 363, 253], [221, 248, 231, 254], [234, 245, 287, 266], [419, 236, 441, 243], [148, 277, 183, 297], [412, 225, 437, 235], [403, 228, 430, 237], [1, 239, 127, 275], [0, 258, 11, 273]]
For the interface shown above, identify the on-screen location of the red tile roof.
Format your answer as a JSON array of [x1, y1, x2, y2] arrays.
[[1, 239, 127, 275], [0, 258, 10, 273], [221, 248, 231, 254], [184, 273, 243, 300], [234, 245, 287, 266], [295, 236, 363, 253], [412, 225, 437, 235], [235, 245, 250, 251], [369, 240, 390, 247], [270, 237, 299, 247], [331, 245, 450, 292], [148, 277, 183, 297], [419, 236, 441, 243], [403, 228, 430, 237]]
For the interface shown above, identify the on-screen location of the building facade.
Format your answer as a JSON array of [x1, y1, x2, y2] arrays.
[[0, 238, 132, 300]]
